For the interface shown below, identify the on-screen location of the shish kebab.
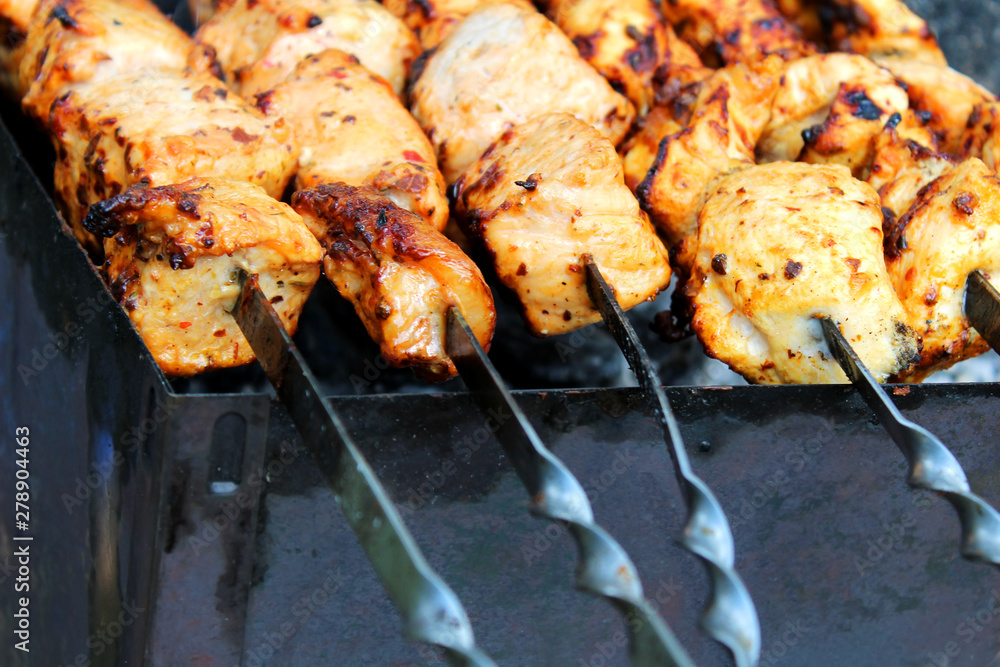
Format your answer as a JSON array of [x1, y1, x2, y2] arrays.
[[408, 3, 762, 664], [626, 0, 1000, 564], [9, 0, 502, 661], [191, 0, 717, 663]]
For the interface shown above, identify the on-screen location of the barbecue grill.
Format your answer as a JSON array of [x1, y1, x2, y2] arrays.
[[2, 1, 1000, 665]]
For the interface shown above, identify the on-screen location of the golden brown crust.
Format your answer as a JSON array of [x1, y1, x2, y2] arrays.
[[453, 112, 671, 337], [662, 0, 815, 66], [822, 0, 946, 66], [19, 0, 219, 122], [85, 177, 322, 377], [381, 0, 490, 49], [47, 69, 299, 249], [249, 49, 449, 231], [0, 0, 37, 98], [408, 1, 635, 183], [292, 182, 495, 381], [547, 0, 667, 116], [195, 0, 419, 97]]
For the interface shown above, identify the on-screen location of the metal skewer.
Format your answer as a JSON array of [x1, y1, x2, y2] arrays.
[[230, 272, 496, 666], [583, 256, 762, 667], [820, 316, 1000, 566], [965, 270, 1000, 352], [446, 308, 695, 667]]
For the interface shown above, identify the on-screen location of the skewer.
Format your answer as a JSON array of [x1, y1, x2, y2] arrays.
[[820, 316, 1000, 566], [230, 272, 496, 667], [446, 308, 696, 667], [965, 270, 1000, 352], [584, 256, 762, 667]]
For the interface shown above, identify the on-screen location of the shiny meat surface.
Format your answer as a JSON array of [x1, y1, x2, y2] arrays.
[[0, 0, 37, 97], [453, 112, 671, 336], [823, 0, 946, 65], [883, 158, 1000, 381], [636, 57, 783, 244], [82, 177, 322, 376], [292, 183, 496, 381], [195, 0, 419, 96], [757, 53, 909, 176], [248, 50, 448, 231], [685, 162, 919, 384], [409, 1, 634, 183], [546, 0, 667, 116], [19, 0, 218, 122], [47, 69, 299, 247], [661, 0, 814, 65]]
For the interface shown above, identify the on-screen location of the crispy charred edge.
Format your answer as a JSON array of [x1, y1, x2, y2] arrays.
[[82, 184, 203, 238], [405, 45, 437, 100], [46, 0, 81, 30], [652, 240, 696, 342], [880, 141, 950, 259], [799, 83, 887, 155]]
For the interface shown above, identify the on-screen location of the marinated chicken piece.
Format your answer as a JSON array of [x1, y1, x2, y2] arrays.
[[48, 69, 299, 248], [651, 24, 712, 113], [661, 0, 814, 66], [247, 50, 449, 231], [546, 0, 667, 116], [756, 53, 909, 177], [873, 56, 997, 158], [635, 56, 783, 244], [409, 1, 634, 183], [82, 177, 322, 376], [883, 159, 1000, 381], [452, 113, 671, 336], [621, 106, 683, 193], [195, 0, 419, 96], [381, 0, 486, 49], [821, 0, 945, 66], [0, 0, 38, 97], [685, 161, 919, 384], [772, 0, 823, 43], [292, 183, 496, 381], [19, 0, 219, 123]]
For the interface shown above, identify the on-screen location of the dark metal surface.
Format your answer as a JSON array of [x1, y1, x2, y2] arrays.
[[446, 308, 693, 667], [230, 274, 494, 665], [822, 318, 1000, 566], [585, 257, 761, 666]]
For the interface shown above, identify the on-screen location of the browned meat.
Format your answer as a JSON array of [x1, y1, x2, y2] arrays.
[[82, 177, 322, 376], [292, 183, 496, 381], [453, 112, 671, 336], [0, 0, 38, 97], [381, 0, 487, 49]]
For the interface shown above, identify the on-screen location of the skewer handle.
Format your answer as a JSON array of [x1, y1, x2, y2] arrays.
[[583, 256, 762, 667]]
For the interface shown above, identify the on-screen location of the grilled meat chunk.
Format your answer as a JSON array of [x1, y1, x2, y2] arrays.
[[757, 53, 909, 177], [187, 0, 233, 26], [546, 0, 667, 116], [381, 0, 485, 49], [453, 113, 671, 336], [635, 57, 783, 244], [821, 0, 946, 66], [0, 0, 37, 97], [48, 69, 299, 248], [409, 1, 634, 183], [195, 0, 419, 96], [661, 0, 814, 66], [247, 50, 448, 231], [19, 0, 218, 122], [292, 183, 495, 381], [685, 161, 918, 384], [883, 158, 1000, 381], [83, 177, 322, 376]]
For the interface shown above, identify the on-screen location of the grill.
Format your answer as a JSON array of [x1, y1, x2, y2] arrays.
[[3, 2, 1000, 665]]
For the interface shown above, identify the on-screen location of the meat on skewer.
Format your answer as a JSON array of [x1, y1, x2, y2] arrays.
[[247, 49, 449, 231], [292, 183, 496, 380], [194, 0, 419, 96], [0, 0, 38, 97], [83, 177, 322, 376], [453, 112, 671, 336], [381, 0, 485, 49], [409, 1, 634, 183]]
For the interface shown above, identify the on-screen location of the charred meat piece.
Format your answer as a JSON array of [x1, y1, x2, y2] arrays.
[[292, 183, 496, 381], [247, 49, 449, 231], [757, 53, 910, 177], [19, 0, 218, 122], [820, 0, 946, 66], [409, 1, 634, 183], [195, 0, 419, 96], [381, 0, 487, 49], [83, 177, 322, 376], [684, 161, 919, 384], [546, 0, 667, 116], [47, 68, 299, 248], [453, 112, 671, 336], [0, 0, 38, 98]]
